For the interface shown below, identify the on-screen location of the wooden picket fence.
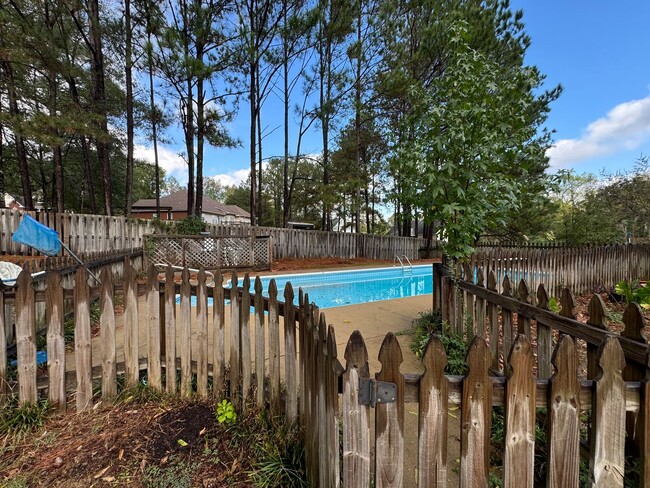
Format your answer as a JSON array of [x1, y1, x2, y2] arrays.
[[470, 243, 650, 295], [0, 208, 427, 261], [3, 259, 650, 486]]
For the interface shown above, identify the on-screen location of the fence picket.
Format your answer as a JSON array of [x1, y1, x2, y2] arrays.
[[487, 271, 500, 371], [284, 282, 297, 423], [586, 294, 608, 380], [254, 277, 265, 407], [164, 266, 177, 394], [536, 284, 552, 379], [504, 335, 535, 488], [418, 336, 449, 488], [196, 268, 209, 398], [343, 330, 371, 488], [124, 262, 139, 387], [74, 267, 92, 411], [326, 325, 342, 487], [180, 267, 192, 396], [375, 333, 405, 488], [502, 276, 514, 360], [590, 336, 626, 487], [268, 280, 280, 414], [146, 265, 161, 390], [240, 274, 251, 409], [15, 269, 37, 404], [230, 272, 241, 409], [547, 335, 580, 488], [100, 267, 116, 399], [212, 270, 225, 396], [0, 281, 6, 405], [460, 336, 491, 488]]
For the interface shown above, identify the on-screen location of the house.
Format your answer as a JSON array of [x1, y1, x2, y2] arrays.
[[3, 193, 24, 209], [131, 190, 250, 225]]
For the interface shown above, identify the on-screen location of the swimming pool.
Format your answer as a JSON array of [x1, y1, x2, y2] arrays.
[[244, 265, 433, 309]]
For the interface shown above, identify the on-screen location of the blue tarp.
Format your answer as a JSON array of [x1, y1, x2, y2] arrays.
[[12, 214, 61, 256]]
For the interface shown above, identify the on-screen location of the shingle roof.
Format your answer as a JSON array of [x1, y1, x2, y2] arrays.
[[132, 190, 249, 218]]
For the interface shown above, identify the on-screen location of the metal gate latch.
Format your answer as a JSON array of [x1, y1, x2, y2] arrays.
[[358, 378, 397, 408]]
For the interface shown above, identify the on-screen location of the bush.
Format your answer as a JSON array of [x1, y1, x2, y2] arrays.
[[174, 216, 206, 235], [410, 309, 469, 375]]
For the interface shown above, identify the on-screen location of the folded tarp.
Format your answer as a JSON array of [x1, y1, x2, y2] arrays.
[[12, 214, 61, 256]]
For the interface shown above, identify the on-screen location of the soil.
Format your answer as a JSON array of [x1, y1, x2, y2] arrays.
[[1, 397, 257, 487]]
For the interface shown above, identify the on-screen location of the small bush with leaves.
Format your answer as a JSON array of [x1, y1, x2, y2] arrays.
[[410, 309, 469, 375], [615, 279, 650, 310], [216, 399, 237, 424], [174, 216, 206, 235]]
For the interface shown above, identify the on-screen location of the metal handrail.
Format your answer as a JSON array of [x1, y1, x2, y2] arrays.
[[401, 254, 413, 273]]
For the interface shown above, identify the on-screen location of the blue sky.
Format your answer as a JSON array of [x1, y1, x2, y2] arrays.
[[135, 0, 650, 187]]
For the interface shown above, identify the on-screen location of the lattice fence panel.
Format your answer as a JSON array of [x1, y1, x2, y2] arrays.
[[254, 237, 271, 269], [220, 237, 252, 268]]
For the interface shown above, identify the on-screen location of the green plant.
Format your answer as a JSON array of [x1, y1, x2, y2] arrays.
[[142, 457, 195, 488], [410, 310, 469, 375], [615, 279, 650, 310], [216, 399, 237, 424], [248, 420, 307, 488], [0, 399, 49, 436], [548, 297, 561, 314], [174, 216, 206, 235]]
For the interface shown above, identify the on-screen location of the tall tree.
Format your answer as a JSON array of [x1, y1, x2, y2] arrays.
[[124, 0, 135, 215]]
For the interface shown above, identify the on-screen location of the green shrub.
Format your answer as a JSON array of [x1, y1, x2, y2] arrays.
[[174, 216, 206, 235], [615, 279, 650, 310], [410, 309, 469, 376]]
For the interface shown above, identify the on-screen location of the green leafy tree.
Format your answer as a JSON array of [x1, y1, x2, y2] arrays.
[[395, 21, 559, 259]]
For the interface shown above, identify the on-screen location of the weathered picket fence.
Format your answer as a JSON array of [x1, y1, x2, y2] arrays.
[[4, 261, 650, 486], [470, 243, 650, 295], [1, 208, 427, 260], [0, 208, 155, 255]]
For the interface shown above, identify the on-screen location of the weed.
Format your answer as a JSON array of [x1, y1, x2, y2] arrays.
[[0, 398, 49, 436], [216, 399, 237, 424], [410, 309, 469, 375], [142, 456, 195, 488], [1, 477, 28, 488]]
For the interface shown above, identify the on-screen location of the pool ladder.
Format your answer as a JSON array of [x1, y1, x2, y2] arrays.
[[393, 254, 413, 274]]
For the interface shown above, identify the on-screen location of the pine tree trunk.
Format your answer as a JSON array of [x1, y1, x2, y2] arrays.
[[88, 0, 112, 215], [0, 109, 5, 209], [195, 75, 204, 217], [282, 0, 289, 228], [2, 61, 33, 210], [67, 75, 97, 214], [124, 0, 134, 216]]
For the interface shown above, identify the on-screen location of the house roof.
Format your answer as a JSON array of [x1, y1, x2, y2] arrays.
[[132, 190, 249, 218]]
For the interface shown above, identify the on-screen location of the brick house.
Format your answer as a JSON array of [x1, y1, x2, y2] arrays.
[[131, 190, 250, 225]]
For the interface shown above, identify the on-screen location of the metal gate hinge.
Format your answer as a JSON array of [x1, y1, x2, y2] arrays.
[[358, 378, 397, 408]]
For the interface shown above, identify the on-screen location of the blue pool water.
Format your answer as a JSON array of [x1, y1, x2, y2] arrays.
[[240, 265, 433, 309]]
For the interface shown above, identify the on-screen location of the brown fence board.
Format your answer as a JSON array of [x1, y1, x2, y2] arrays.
[[503, 335, 535, 488], [164, 267, 177, 394], [590, 337, 626, 487], [375, 333, 405, 488], [15, 269, 37, 404], [196, 269, 209, 398], [124, 262, 139, 388], [100, 268, 117, 399], [212, 270, 225, 397], [268, 280, 280, 414], [180, 268, 192, 396], [460, 337, 491, 488], [74, 267, 92, 411], [343, 331, 371, 488], [146, 265, 161, 390], [418, 336, 449, 488], [547, 336, 581, 488]]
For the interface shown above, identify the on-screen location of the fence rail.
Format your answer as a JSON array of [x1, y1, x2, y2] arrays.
[[3, 261, 650, 486], [0, 208, 427, 261]]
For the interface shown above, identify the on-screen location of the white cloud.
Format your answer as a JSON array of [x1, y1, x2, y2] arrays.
[[209, 168, 250, 187], [547, 95, 650, 169], [134, 144, 188, 182]]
